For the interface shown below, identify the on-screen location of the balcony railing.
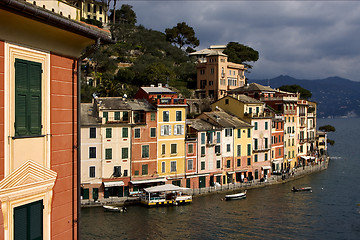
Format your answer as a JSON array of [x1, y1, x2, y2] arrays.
[[103, 117, 130, 124], [154, 98, 187, 105]]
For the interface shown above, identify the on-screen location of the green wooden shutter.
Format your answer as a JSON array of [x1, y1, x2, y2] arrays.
[[15, 60, 29, 136], [15, 59, 42, 136], [14, 200, 43, 240], [29, 62, 42, 135]]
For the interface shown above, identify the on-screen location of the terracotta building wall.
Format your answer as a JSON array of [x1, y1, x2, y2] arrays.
[[50, 54, 78, 240], [0, 40, 4, 239]]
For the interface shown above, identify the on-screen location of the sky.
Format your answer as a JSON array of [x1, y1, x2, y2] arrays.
[[116, 1, 360, 82]]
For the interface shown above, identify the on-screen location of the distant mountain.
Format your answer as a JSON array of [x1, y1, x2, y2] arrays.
[[249, 75, 360, 118]]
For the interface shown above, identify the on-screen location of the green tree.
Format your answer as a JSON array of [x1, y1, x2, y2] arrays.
[[110, 4, 137, 25], [165, 22, 199, 50], [223, 42, 259, 70], [319, 125, 336, 132], [279, 84, 312, 100]]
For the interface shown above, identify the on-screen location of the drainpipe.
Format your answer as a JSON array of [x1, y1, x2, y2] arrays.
[[77, 38, 100, 240]]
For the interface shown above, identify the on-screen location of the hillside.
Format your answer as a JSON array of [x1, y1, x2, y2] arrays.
[[249, 75, 360, 118]]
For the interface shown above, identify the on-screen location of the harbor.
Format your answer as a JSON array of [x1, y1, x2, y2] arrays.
[[81, 157, 329, 208]]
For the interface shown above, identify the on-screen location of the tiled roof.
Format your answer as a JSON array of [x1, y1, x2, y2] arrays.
[[127, 99, 156, 111], [81, 103, 100, 126], [204, 110, 252, 128], [230, 83, 276, 93], [96, 97, 131, 110], [187, 119, 219, 131]]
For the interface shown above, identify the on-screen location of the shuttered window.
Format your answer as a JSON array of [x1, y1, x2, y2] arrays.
[[14, 200, 43, 240], [15, 59, 42, 136]]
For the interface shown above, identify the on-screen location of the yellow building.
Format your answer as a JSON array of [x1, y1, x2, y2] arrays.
[[134, 85, 187, 185]]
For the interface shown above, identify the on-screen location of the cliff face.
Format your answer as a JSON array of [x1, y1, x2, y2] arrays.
[[250, 76, 360, 118]]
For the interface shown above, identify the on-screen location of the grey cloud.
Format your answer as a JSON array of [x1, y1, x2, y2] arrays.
[[120, 1, 360, 81]]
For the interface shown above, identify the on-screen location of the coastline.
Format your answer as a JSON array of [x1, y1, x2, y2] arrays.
[[81, 156, 329, 207]]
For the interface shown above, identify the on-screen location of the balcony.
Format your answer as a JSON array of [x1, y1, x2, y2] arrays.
[[253, 147, 270, 153], [186, 134, 197, 141], [103, 117, 130, 124], [154, 98, 187, 105]]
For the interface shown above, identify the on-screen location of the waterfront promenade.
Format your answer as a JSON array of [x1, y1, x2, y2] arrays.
[[81, 157, 329, 207]]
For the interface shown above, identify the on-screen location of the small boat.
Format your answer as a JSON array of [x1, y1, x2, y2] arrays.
[[292, 186, 312, 192], [225, 190, 247, 200], [103, 205, 127, 212]]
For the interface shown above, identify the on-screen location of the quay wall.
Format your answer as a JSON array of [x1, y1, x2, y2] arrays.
[[81, 157, 329, 207]]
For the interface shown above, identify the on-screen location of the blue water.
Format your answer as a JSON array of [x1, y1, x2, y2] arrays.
[[81, 118, 360, 240]]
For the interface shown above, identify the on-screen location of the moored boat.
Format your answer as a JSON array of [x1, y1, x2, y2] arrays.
[[141, 184, 192, 206], [225, 190, 247, 200], [103, 205, 127, 212], [292, 186, 312, 192]]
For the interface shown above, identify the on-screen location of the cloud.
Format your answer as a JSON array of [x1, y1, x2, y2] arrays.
[[120, 1, 360, 81]]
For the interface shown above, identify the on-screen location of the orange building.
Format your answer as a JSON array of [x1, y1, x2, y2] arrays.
[[0, 1, 111, 239], [190, 46, 246, 100]]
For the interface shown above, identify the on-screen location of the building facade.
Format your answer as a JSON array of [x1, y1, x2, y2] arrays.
[[0, 0, 111, 239]]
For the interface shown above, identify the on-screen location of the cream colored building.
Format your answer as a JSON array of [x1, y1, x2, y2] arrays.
[[26, 0, 81, 20], [77, 0, 108, 24]]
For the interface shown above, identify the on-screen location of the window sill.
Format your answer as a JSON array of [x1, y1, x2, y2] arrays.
[[12, 134, 46, 139]]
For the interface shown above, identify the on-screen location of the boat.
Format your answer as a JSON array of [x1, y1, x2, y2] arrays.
[[103, 205, 127, 212], [140, 184, 192, 206], [292, 186, 312, 192], [225, 190, 247, 200]]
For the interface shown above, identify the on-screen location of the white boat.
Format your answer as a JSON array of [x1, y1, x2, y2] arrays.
[[103, 205, 127, 212], [225, 190, 247, 200], [292, 186, 312, 192], [141, 184, 192, 206]]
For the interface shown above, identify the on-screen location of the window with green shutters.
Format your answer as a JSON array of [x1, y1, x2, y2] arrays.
[[103, 112, 108, 122], [134, 128, 140, 138], [247, 157, 251, 165], [15, 59, 42, 137], [254, 139, 258, 150], [122, 148, 128, 159], [254, 122, 258, 130], [105, 148, 112, 159], [201, 161, 205, 170], [201, 133, 205, 144], [142, 164, 148, 175], [216, 160, 221, 168], [114, 112, 120, 120], [237, 158, 241, 167], [265, 122, 268, 130], [237, 129, 241, 138], [150, 128, 156, 138], [106, 128, 112, 138], [254, 154, 258, 162], [14, 200, 43, 240], [226, 160, 231, 168], [142, 145, 149, 158], [247, 144, 251, 156], [247, 129, 251, 138], [151, 112, 155, 121], [122, 128, 128, 138], [237, 145, 241, 157]]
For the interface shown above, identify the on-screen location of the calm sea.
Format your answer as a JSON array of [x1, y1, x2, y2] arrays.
[[80, 118, 360, 240]]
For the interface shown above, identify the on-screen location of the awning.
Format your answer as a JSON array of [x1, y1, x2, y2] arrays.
[[130, 178, 167, 185], [235, 170, 248, 173], [213, 173, 223, 177], [144, 184, 191, 193], [103, 181, 124, 187], [187, 173, 209, 178], [227, 171, 234, 174], [262, 166, 272, 170], [301, 156, 316, 160]]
